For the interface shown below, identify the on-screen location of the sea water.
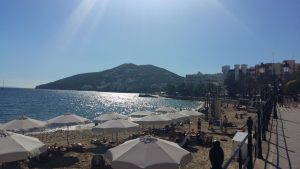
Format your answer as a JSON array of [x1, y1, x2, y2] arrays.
[[0, 88, 200, 123]]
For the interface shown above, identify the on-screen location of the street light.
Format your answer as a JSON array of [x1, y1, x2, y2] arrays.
[[283, 61, 290, 81], [259, 63, 265, 74], [258, 63, 266, 99], [272, 77, 279, 119]]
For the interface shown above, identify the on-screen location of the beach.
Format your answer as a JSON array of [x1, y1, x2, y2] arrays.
[[17, 104, 256, 169]]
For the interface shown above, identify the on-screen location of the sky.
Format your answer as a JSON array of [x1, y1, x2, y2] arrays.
[[0, 0, 300, 88]]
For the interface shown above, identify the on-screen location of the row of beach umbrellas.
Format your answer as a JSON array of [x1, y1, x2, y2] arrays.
[[0, 114, 89, 132], [0, 108, 199, 168], [0, 129, 192, 169], [0, 109, 204, 132], [0, 109, 204, 151], [92, 108, 197, 169]]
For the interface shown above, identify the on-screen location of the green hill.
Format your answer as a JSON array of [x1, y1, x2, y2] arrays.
[[35, 63, 184, 93]]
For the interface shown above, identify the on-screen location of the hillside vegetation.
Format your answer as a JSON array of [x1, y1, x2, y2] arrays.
[[36, 63, 184, 93]]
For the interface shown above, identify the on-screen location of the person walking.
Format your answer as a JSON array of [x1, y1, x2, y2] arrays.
[[223, 115, 228, 133], [208, 118, 213, 130], [197, 118, 202, 132]]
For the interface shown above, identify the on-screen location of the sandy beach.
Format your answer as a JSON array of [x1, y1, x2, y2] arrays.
[[16, 104, 256, 169]]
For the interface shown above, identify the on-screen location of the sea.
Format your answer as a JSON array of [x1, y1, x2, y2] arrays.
[[0, 88, 201, 123]]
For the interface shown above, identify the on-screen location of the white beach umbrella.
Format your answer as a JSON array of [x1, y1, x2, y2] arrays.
[[47, 113, 89, 125], [128, 111, 155, 118], [2, 116, 47, 132], [162, 112, 189, 122], [135, 114, 171, 125], [106, 135, 192, 169], [179, 110, 205, 118], [155, 107, 178, 114], [92, 119, 139, 133], [94, 112, 128, 123], [92, 119, 139, 142], [0, 130, 47, 163], [47, 113, 89, 144]]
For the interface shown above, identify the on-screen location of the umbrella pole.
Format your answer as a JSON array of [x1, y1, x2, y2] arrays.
[[116, 132, 118, 144], [67, 125, 69, 145]]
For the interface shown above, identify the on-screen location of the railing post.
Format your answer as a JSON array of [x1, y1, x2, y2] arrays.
[[247, 117, 253, 169], [238, 149, 242, 169], [256, 110, 263, 159], [273, 89, 278, 119], [209, 140, 224, 169], [262, 103, 267, 141], [254, 125, 257, 157]]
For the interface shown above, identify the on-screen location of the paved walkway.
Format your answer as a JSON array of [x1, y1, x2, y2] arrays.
[[255, 106, 300, 169]]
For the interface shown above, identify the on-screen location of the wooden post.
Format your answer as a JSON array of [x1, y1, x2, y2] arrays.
[[247, 117, 253, 169]]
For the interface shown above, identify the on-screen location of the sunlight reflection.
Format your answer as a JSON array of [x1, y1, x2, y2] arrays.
[[57, 0, 98, 48]]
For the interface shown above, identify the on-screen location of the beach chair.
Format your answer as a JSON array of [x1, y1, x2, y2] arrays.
[[204, 135, 213, 147], [196, 132, 205, 145], [71, 143, 86, 152], [178, 134, 190, 147]]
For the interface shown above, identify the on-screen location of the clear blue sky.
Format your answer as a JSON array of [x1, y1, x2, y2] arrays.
[[1, 0, 299, 88]]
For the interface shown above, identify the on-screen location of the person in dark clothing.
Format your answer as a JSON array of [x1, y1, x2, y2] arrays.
[[223, 115, 228, 133], [197, 118, 202, 132]]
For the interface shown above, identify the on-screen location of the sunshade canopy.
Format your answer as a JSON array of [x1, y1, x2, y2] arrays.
[[2, 116, 47, 131], [0, 130, 47, 163], [179, 110, 205, 117], [106, 135, 192, 169], [155, 107, 178, 113], [47, 113, 89, 125], [92, 119, 139, 133], [128, 111, 155, 118], [162, 112, 189, 121], [94, 112, 128, 123], [135, 114, 171, 125]]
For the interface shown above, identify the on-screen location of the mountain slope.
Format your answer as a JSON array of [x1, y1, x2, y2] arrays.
[[36, 63, 184, 92]]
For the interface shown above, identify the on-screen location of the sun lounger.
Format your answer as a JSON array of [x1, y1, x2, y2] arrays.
[[178, 134, 190, 147], [71, 143, 86, 152], [204, 135, 213, 147]]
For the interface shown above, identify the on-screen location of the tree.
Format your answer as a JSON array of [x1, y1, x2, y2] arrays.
[[224, 73, 239, 98], [165, 84, 176, 95], [284, 80, 300, 95]]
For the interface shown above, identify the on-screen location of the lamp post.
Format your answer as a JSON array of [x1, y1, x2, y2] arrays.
[[283, 61, 290, 81], [258, 63, 266, 99], [257, 63, 266, 156], [272, 78, 278, 119]]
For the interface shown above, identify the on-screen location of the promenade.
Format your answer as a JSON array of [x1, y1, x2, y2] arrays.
[[255, 106, 300, 169]]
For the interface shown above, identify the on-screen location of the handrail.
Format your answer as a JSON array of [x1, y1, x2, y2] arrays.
[[222, 133, 249, 169], [222, 114, 258, 169]]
